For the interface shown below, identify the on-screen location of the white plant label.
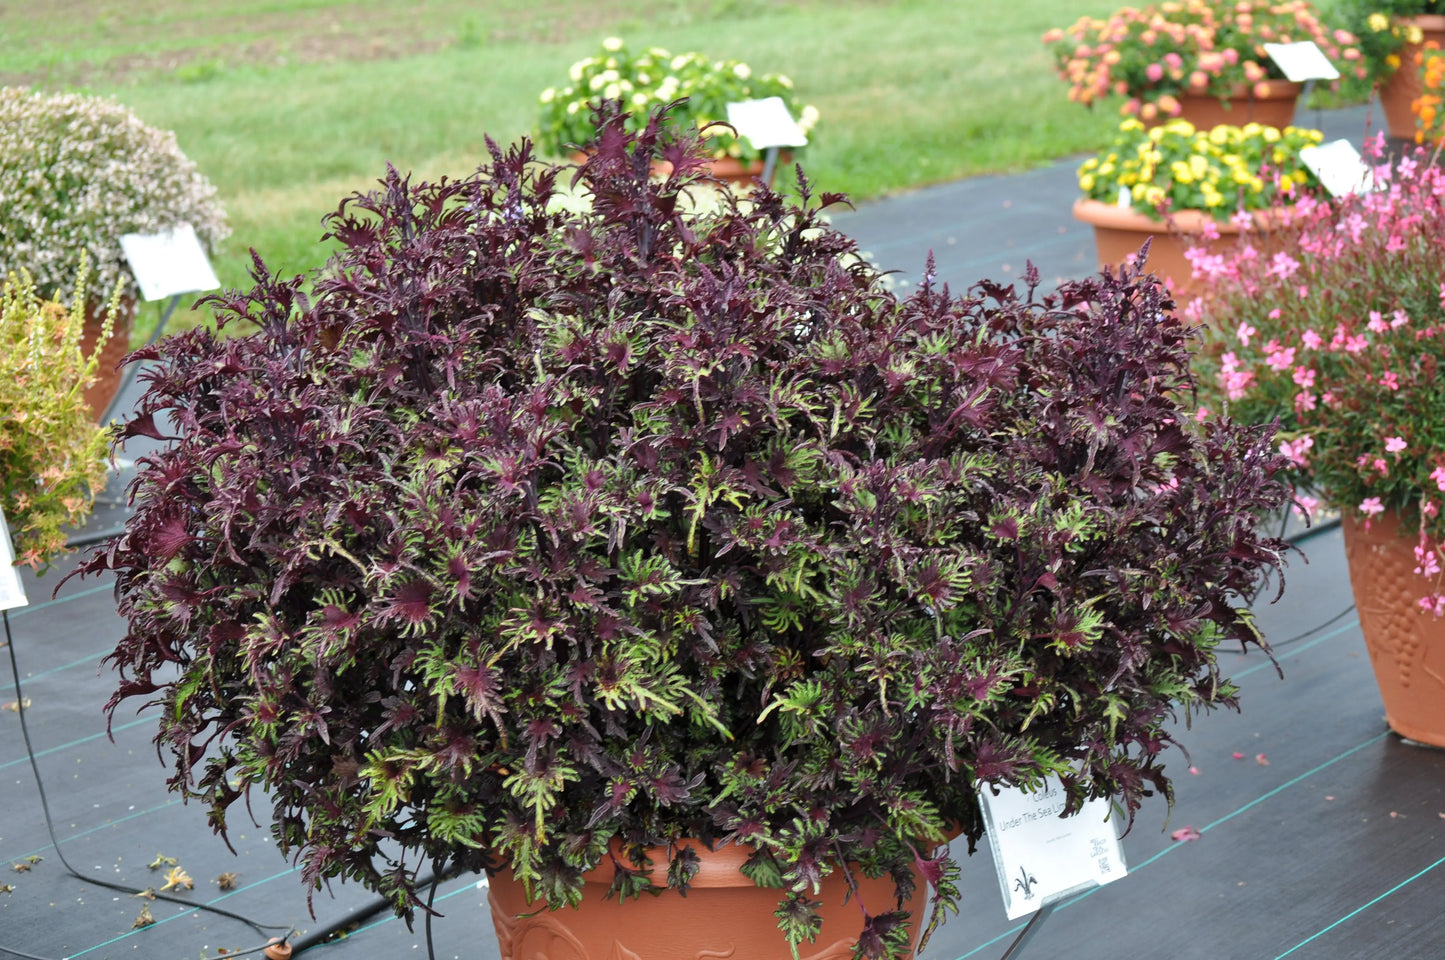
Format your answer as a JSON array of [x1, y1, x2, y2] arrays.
[[980, 775, 1127, 919], [1263, 41, 1340, 82], [726, 97, 809, 151], [1300, 139, 1374, 197], [0, 506, 29, 611], [119, 224, 221, 303]]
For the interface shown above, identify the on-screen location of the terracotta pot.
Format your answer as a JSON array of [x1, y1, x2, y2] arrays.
[[487, 840, 929, 960], [569, 151, 785, 189], [1155, 80, 1303, 131], [80, 294, 136, 422], [1377, 15, 1445, 141], [1073, 198, 1273, 296], [1341, 513, 1445, 747]]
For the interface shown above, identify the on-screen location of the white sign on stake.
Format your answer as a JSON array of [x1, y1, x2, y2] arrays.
[[119, 224, 221, 303], [0, 506, 29, 611], [1300, 139, 1374, 197], [1263, 41, 1340, 82], [725, 97, 809, 151], [980, 775, 1127, 920]]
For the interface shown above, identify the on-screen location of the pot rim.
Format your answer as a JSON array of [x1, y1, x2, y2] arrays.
[[1071, 197, 1279, 234]]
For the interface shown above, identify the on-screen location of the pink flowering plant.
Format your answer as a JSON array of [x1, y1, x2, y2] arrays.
[[1188, 135, 1445, 611], [1044, 0, 1363, 122]]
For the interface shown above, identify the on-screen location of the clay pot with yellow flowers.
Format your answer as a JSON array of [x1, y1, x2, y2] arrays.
[[1074, 118, 1324, 294]]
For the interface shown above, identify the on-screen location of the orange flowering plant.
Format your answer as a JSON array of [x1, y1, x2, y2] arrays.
[[1045, 0, 1364, 121], [1412, 41, 1445, 140]]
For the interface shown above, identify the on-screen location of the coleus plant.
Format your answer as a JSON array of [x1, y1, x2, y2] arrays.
[[78, 107, 1293, 959]]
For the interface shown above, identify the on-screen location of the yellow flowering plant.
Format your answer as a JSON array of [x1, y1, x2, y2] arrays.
[[0, 258, 115, 571], [1078, 118, 1323, 219], [535, 38, 819, 163], [1045, 0, 1363, 121], [1343, 2, 1441, 84]]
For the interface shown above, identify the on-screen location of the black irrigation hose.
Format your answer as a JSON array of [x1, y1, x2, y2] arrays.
[[1, 611, 294, 960]]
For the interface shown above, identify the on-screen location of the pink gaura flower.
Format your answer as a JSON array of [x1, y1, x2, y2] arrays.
[[1368, 311, 1389, 334], [1386, 234, 1406, 252], [1292, 366, 1316, 389], [1418, 594, 1445, 617], [1344, 334, 1369, 354], [1393, 309, 1410, 328], [1381, 371, 1400, 390], [1359, 497, 1386, 517], [1270, 251, 1300, 279], [1195, 406, 1210, 422], [1265, 345, 1296, 372], [1279, 435, 1313, 466], [1374, 458, 1389, 476], [1294, 391, 1316, 413], [1414, 543, 1441, 578], [1386, 436, 1407, 454], [1237, 321, 1256, 345], [1301, 329, 1322, 350], [1293, 494, 1319, 521], [1431, 464, 1445, 491]]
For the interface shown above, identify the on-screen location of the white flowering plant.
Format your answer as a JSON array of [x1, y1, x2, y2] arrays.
[[0, 86, 228, 309], [535, 38, 819, 163]]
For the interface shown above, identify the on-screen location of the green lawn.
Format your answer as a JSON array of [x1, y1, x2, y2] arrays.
[[1, 0, 1363, 317]]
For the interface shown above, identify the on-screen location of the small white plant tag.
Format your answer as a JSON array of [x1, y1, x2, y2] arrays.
[[1300, 139, 1374, 196], [979, 775, 1127, 919], [1263, 41, 1340, 82], [725, 97, 809, 151], [119, 224, 221, 303], [0, 506, 29, 611]]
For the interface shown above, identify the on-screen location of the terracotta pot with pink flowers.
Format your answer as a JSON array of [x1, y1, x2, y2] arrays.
[[1045, 0, 1365, 127], [1190, 136, 1445, 746]]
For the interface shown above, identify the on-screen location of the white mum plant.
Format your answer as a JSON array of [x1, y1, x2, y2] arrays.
[[0, 86, 229, 308]]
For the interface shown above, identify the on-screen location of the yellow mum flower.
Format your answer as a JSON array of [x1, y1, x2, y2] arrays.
[[1368, 12, 1389, 32]]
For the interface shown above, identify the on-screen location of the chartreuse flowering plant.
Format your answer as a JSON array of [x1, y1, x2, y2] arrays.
[[536, 38, 818, 163], [0, 258, 115, 570], [1343, 1, 1441, 84], [76, 108, 1292, 959], [1189, 136, 1445, 610], [1079, 118, 1323, 219], [1045, 0, 1362, 121]]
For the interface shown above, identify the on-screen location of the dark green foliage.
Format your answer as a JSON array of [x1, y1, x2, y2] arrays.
[[78, 107, 1292, 958]]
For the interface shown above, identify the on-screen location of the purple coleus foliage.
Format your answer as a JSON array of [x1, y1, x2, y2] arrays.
[[76, 107, 1292, 958]]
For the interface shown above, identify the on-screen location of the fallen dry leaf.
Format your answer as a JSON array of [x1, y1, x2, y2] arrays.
[[132, 905, 155, 929], [1, 699, 31, 712], [10, 863, 30, 874], [1171, 825, 1201, 842], [147, 852, 177, 871], [160, 866, 193, 893], [0, 884, 13, 894], [1256, 753, 1270, 766], [134, 887, 156, 900], [215, 872, 238, 890]]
